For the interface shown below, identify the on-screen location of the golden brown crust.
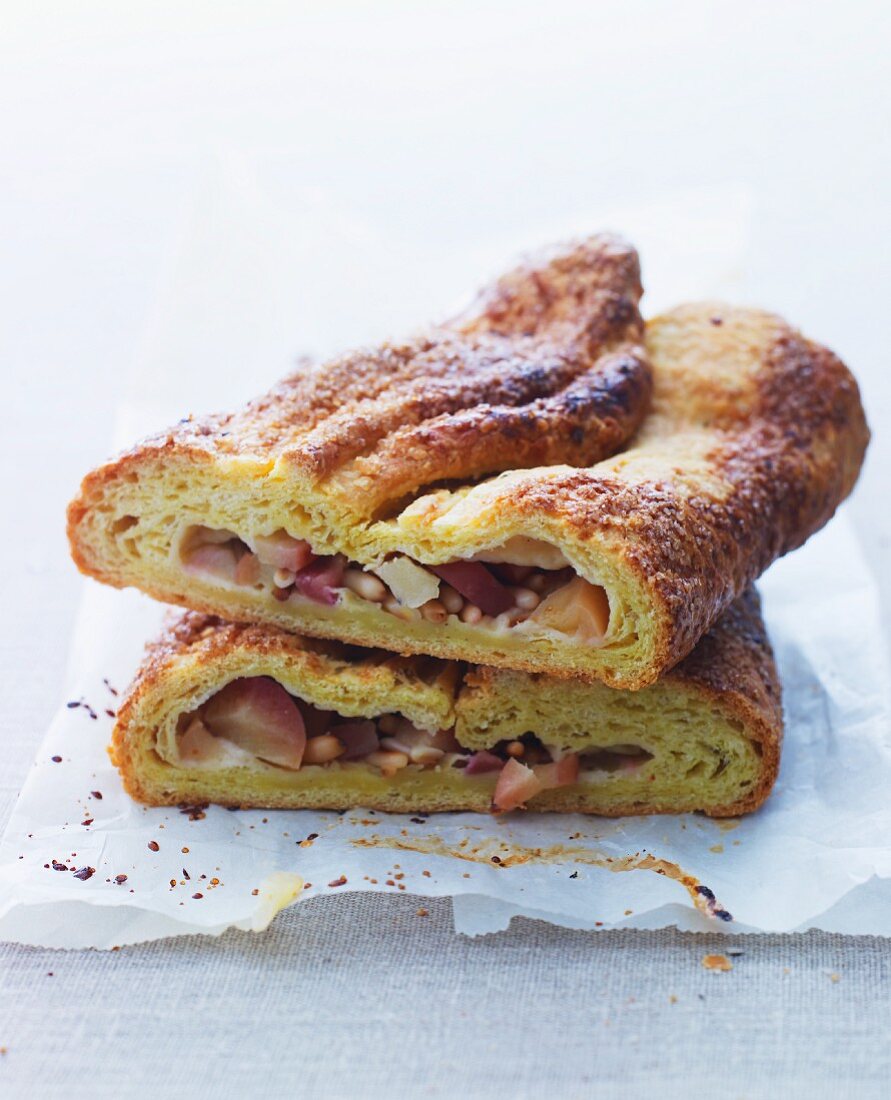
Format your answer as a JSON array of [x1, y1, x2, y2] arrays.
[[113, 591, 782, 817], [88, 234, 649, 518], [464, 588, 782, 816], [68, 245, 868, 689]]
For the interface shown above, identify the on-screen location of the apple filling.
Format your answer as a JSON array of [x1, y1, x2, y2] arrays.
[[173, 677, 652, 811], [179, 527, 611, 643]]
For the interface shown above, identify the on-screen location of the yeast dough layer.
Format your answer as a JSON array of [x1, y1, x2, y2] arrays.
[[69, 236, 868, 688], [113, 591, 782, 817]]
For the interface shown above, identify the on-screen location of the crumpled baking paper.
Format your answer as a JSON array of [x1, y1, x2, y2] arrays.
[[2, 177, 888, 947], [1, 515, 890, 948]]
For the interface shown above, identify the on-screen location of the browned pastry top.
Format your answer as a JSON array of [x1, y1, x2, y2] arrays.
[[131, 234, 650, 515]]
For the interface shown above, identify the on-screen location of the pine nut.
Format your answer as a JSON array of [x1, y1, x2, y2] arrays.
[[366, 749, 410, 777], [379, 736, 410, 754], [384, 598, 419, 622], [499, 609, 525, 628], [344, 568, 387, 602], [273, 567, 297, 588], [421, 599, 448, 624], [506, 741, 525, 758], [409, 745, 445, 766], [527, 573, 548, 593], [460, 604, 483, 624], [303, 734, 345, 765], [440, 585, 464, 614], [512, 586, 540, 611]]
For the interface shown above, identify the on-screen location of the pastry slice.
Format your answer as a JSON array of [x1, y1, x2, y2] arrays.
[[68, 237, 868, 689], [113, 590, 781, 817]]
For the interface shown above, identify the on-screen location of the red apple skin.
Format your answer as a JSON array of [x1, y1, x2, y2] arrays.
[[534, 754, 580, 790], [202, 677, 307, 770], [292, 555, 346, 605], [431, 562, 513, 617], [330, 720, 380, 760], [464, 750, 505, 776], [492, 757, 543, 811]]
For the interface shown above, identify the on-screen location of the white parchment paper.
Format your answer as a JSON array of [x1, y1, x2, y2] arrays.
[[2, 515, 890, 948], [2, 178, 888, 947]]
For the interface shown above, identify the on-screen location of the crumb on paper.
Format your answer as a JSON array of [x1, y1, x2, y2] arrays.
[[669, 995, 678, 1004], [701, 954, 733, 972], [416, 907, 429, 917], [709, 844, 724, 854], [328, 875, 347, 888], [827, 972, 841, 983]]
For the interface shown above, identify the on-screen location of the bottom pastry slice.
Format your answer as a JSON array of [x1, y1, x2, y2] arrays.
[[112, 589, 782, 817]]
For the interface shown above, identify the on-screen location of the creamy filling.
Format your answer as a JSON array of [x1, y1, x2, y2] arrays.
[[172, 677, 652, 811], [179, 527, 610, 644]]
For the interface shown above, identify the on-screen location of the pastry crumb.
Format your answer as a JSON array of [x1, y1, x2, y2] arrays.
[[701, 954, 733, 972]]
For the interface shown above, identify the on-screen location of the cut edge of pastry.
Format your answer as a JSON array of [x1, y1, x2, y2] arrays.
[[112, 594, 781, 818], [69, 451, 661, 689], [68, 271, 868, 692]]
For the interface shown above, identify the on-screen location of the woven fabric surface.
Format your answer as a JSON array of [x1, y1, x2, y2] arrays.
[[1, 895, 890, 1099], [2, 315, 891, 1100], [1, 21, 888, 1078]]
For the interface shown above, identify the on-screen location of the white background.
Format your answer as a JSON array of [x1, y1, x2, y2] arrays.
[[1, 3, 890, 1097]]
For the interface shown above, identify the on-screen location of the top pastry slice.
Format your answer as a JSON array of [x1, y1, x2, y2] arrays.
[[68, 235, 869, 689]]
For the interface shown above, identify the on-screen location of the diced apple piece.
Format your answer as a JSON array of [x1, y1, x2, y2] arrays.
[[492, 757, 543, 811], [330, 720, 380, 760], [297, 701, 335, 740], [202, 677, 306, 770], [292, 555, 346, 605], [431, 561, 513, 617], [463, 750, 505, 775], [374, 556, 440, 608], [177, 717, 256, 768], [534, 753, 580, 790], [178, 717, 216, 762], [379, 718, 460, 759], [234, 551, 261, 585], [253, 530, 315, 573], [183, 542, 238, 580], [527, 576, 610, 642]]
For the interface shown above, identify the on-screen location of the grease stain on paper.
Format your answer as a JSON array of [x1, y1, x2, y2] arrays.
[[352, 835, 733, 922]]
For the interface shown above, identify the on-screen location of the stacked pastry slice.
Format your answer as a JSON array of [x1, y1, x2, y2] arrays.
[[69, 235, 869, 816]]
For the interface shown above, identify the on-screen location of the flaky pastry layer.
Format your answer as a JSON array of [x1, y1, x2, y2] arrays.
[[69, 236, 868, 688], [113, 591, 782, 817]]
